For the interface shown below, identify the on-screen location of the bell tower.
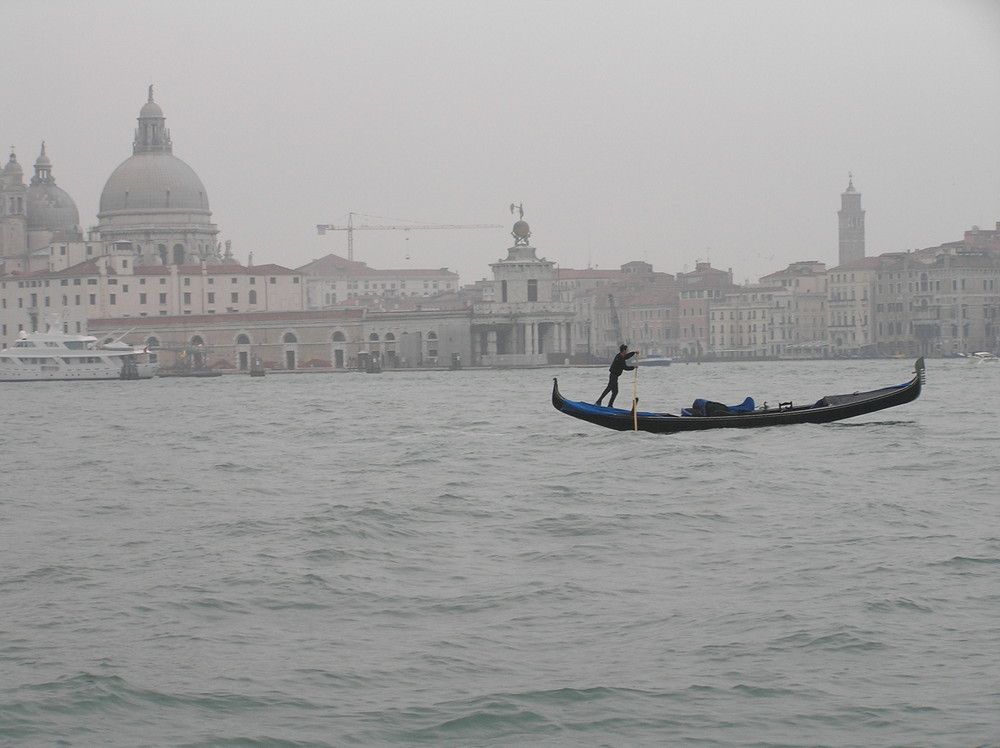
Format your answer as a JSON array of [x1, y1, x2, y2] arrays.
[[0, 150, 27, 257], [838, 173, 865, 265]]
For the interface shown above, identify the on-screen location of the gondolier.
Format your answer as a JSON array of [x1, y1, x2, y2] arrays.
[[595, 344, 638, 408]]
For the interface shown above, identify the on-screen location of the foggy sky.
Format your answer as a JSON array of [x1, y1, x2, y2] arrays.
[[5, 0, 1000, 285]]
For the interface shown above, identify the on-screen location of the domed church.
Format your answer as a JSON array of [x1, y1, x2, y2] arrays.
[[0, 144, 83, 261], [96, 86, 223, 265]]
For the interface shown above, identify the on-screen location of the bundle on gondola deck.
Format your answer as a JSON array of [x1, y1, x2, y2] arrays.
[[551, 358, 924, 433]]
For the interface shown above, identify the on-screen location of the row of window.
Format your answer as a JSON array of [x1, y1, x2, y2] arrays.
[[0, 356, 106, 364], [831, 278, 996, 294], [3, 291, 264, 309], [709, 310, 768, 320], [678, 290, 724, 299], [321, 280, 449, 290], [151, 331, 440, 346], [6, 276, 297, 289]]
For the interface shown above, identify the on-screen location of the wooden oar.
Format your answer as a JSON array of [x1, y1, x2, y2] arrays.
[[632, 354, 639, 431]]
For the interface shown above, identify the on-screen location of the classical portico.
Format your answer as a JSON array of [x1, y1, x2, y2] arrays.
[[471, 207, 575, 365]]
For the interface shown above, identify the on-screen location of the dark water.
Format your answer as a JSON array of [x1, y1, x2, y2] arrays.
[[2, 359, 998, 747]]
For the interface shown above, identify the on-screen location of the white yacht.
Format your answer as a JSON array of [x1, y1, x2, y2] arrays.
[[0, 325, 159, 381]]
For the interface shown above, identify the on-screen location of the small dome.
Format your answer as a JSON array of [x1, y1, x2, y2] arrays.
[[140, 100, 164, 118], [4, 153, 23, 176], [99, 151, 210, 214], [26, 182, 81, 232]]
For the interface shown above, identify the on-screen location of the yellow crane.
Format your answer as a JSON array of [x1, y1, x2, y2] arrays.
[[317, 212, 503, 261]]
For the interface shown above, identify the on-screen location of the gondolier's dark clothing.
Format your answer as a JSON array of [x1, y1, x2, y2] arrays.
[[596, 351, 636, 407]]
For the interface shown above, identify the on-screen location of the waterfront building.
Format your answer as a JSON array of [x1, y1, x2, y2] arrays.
[[620, 286, 680, 358], [709, 285, 781, 359], [674, 262, 738, 359], [828, 241, 1000, 357], [883, 243, 1000, 356], [0, 250, 306, 345], [584, 262, 671, 359], [297, 252, 459, 308], [759, 261, 828, 358], [87, 304, 473, 372], [553, 267, 627, 300], [553, 267, 627, 359], [827, 256, 881, 356], [471, 210, 575, 365]]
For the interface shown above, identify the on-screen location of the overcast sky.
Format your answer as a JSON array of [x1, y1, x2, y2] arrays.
[[5, 0, 999, 284]]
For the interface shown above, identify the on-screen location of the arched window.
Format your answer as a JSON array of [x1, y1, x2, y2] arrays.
[[248, 290, 257, 304], [332, 331, 346, 342], [385, 333, 395, 341], [427, 331, 438, 340], [283, 332, 298, 343], [236, 334, 251, 345], [146, 336, 160, 348], [191, 335, 205, 346], [369, 333, 380, 341], [157, 244, 168, 264], [173, 244, 185, 264]]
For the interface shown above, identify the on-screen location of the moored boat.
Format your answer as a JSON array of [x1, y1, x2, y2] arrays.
[[0, 325, 159, 381], [968, 351, 998, 363], [552, 358, 924, 433], [640, 354, 672, 366]]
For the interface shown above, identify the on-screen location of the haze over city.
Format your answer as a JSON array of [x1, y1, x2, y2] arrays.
[[5, 0, 999, 284]]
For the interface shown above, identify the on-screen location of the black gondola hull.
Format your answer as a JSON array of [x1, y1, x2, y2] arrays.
[[552, 358, 924, 433]]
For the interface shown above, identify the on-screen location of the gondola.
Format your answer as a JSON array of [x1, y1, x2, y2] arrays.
[[552, 358, 924, 433]]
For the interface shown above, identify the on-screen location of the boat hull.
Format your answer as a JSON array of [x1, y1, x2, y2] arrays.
[[0, 362, 159, 382], [552, 358, 924, 433]]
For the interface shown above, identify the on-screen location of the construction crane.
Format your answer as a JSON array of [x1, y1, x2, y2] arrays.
[[608, 294, 627, 348], [316, 212, 503, 261]]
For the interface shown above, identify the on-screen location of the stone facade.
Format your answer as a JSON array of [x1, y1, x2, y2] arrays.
[[298, 253, 459, 308], [86, 306, 473, 371], [471, 215, 575, 366], [0, 252, 306, 346]]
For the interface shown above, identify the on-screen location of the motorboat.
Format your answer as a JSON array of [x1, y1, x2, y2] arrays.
[[640, 354, 672, 366], [968, 351, 998, 363]]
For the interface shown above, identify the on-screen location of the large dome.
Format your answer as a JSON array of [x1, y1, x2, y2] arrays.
[[99, 151, 210, 215], [94, 89, 220, 266]]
